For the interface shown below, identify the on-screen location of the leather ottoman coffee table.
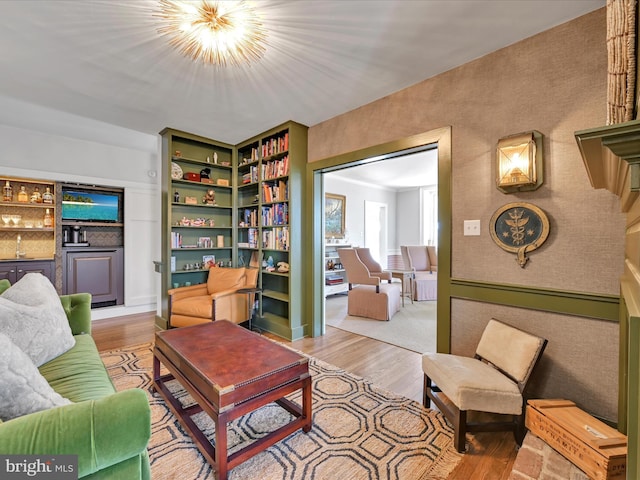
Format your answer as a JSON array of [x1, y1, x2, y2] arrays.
[[153, 320, 312, 480]]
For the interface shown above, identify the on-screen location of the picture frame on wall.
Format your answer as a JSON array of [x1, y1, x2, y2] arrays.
[[325, 193, 346, 238]]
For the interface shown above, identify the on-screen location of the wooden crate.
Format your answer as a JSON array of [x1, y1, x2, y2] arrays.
[[526, 399, 627, 480]]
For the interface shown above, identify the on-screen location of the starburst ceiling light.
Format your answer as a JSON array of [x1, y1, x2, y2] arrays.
[[156, 0, 267, 67]]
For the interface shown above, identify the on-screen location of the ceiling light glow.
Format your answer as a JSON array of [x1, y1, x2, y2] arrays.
[[156, 0, 267, 67]]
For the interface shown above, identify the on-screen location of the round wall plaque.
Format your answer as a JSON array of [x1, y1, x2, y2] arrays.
[[489, 202, 549, 268]]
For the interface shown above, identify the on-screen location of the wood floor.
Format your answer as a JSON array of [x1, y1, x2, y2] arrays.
[[92, 312, 518, 479]]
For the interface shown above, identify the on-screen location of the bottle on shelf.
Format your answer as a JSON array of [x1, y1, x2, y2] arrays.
[[30, 186, 42, 203], [18, 185, 29, 203], [44, 208, 53, 228], [3, 180, 12, 201], [42, 187, 54, 204]]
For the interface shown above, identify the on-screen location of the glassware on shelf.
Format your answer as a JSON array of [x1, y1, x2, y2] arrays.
[[1, 214, 10, 227], [10, 215, 21, 227]]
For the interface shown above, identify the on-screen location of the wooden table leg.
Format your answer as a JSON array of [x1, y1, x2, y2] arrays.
[[215, 411, 229, 480], [302, 376, 312, 433]]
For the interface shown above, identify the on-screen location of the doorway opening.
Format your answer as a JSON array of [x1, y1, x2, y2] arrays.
[[319, 145, 438, 339]]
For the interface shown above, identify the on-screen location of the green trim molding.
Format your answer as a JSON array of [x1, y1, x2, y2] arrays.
[[450, 278, 620, 322]]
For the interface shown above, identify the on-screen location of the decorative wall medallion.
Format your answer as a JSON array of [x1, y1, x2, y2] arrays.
[[490, 202, 550, 268]]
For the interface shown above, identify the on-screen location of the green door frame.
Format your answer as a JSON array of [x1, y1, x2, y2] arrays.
[[304, 127, 452, 351]]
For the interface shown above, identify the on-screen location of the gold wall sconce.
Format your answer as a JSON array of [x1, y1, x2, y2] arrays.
[[496, 131, 543, 193]]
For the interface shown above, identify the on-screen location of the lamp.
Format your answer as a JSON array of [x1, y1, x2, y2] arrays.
[[496, 131, 543, 193], [156, 0, 267, 67]]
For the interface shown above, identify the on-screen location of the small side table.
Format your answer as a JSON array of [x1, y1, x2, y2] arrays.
[[386, 269, 415, 306], [237, 287, 262, 332]]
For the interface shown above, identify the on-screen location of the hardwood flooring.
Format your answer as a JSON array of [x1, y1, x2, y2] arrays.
[[92, 312, 517, 479]]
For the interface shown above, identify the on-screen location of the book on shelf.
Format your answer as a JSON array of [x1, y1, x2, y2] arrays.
[[262, 226, 289, 250]]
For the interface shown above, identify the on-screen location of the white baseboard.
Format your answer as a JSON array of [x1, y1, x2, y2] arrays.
[[91, 303, 155, 321]]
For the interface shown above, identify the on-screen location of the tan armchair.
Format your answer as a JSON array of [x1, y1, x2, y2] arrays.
[[401, 245, 437, 301], [355, 247, 392, 283], [338, 248, 401, 321], [168, 267, 259, 328], [423, 319, 547, 452]]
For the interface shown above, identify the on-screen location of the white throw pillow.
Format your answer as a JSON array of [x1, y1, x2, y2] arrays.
[[0, 333, 71, 421], [0, 273, 75, 366]]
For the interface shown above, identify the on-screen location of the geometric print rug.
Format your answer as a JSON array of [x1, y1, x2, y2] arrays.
[[101, 342, 462, 480]]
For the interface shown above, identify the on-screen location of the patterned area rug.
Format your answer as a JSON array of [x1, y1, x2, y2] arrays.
[[101, 342, 461, 480]]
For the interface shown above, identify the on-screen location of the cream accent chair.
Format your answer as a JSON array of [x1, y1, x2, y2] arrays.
[[168, 267, 259, 328], [422, 319, 547, 453], [401, 245, 437, 301], [355, 247, 392, 283], [338, 248, 401, 321]]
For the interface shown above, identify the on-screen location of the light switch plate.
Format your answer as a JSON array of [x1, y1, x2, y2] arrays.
[[464, 220, 481, 236]]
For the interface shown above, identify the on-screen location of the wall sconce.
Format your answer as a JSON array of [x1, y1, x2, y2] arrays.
[[496, 131, 543, 193]]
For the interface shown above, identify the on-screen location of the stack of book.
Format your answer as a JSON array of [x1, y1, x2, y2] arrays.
[[326, 275, 343, 285]]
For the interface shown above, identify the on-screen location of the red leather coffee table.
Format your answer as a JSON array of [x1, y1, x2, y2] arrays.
[[153, 320, 312, 480]]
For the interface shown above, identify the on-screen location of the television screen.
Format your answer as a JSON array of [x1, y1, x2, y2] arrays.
[[62, 189, 122, 223]]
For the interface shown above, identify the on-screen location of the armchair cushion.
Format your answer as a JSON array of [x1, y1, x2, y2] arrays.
[[0, 332, 71, 421], [0, 273, 75, 366], [422, 353, 522, 414], [207, 267, 246, 294]]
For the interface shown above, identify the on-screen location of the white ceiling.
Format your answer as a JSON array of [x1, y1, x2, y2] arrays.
[[0, 0, 604, 150]]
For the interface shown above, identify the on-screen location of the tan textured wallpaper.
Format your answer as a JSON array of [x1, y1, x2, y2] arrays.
[[308, 9, 623, 421], [452, 299, 619, 421], [308, 8, 624, 296]]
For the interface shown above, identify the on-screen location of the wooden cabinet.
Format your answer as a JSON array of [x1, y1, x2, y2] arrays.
[[324, 243, 351, 296], [0, 260, 54, 284], [62, 247, 123, 307]]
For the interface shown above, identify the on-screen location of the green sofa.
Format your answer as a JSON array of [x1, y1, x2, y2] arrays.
[[0, 279, 151, 479]]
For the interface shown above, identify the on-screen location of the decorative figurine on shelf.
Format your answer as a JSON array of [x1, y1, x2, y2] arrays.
[[174, 191, 180, 203], [17, 186, 28, 203], [208, 218, 215, 227], [180, 216, 190, 226], [3, 181, 12, 201], [200, 168, 211, 179], [202, 188, 215, 205], [213, 152, 218, 164], [30, 187, 42, 203], [277, 262, 289, 273], [265, 255, 275, 272], [42, 187, 54, 204]]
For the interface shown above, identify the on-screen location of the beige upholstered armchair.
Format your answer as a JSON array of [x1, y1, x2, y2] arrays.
[[401, 245, 438, 301], [168, 267, 259, 328], [355, 247, 392, 283], [422, 319, 547, 453], [338, 248, 401, 321]]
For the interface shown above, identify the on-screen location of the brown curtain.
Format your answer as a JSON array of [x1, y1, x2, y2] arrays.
[[607, 0, 638, 124]]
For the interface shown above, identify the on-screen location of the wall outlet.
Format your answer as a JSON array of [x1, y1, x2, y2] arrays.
[[464, 220, 481, 236]]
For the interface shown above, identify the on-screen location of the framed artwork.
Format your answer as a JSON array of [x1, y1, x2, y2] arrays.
[[325, 193, 346, 238], [202, 254, 216, 269]]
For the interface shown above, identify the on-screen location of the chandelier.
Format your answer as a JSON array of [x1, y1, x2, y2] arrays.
[[156, 0, 267, 67]]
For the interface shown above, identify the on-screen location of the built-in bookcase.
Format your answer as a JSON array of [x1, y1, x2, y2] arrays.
[[159, 128, 235, 328], [159, 122, 307, 340], [235, 122, 307, 340]]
